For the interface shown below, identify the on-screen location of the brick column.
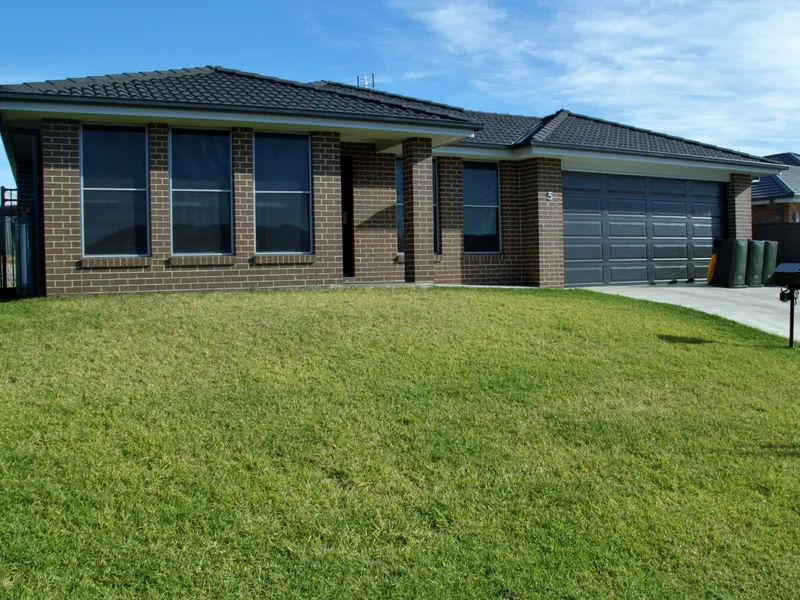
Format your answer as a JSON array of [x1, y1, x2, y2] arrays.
[[402, 138, 434, 283], [148, 124, 170, 268], [311, 132, 343, 285], [232, 128, 254, 264], [728, 173, 752, 240], [42, 119, 81, 296], [520, 157, 564, 288]]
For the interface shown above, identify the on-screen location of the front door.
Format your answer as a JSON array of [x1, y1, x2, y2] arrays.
[[341, 157, 355, 278]]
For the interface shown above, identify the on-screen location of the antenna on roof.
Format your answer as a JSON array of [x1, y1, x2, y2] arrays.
[[357, 74, 375, 89]]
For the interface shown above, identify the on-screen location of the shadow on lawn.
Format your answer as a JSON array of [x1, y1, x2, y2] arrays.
[[756, 443, 800, 458], [658, 334, 712, 345]]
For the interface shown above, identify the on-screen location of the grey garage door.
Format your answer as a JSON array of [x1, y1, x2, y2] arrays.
[[563, 172, 725, 286]]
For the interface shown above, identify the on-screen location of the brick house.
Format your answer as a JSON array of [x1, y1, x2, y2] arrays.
[[0, 66, 785, 296], [752, 152, 800, 224]]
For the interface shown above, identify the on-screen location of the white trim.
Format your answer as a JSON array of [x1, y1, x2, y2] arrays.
[[79, 124, 150, 258], [433, 144, 785, 178], [433, 145, 513, 160], [462, 160, 502, 255], [1, 100, 476, 139], [169, 127, 235, 257], [515, 145, 785, 177], [252, 132, 314, 255]]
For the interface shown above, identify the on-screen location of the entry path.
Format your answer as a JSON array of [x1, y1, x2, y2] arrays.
[[586, 284, 791, 338]]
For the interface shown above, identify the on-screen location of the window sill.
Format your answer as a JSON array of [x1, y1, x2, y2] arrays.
[[169, 255, 236, 267], [252, 254, 315, 265], [81, 256, 151, 269], [394, 254, 405, 264], [464, 253, 504, 263]]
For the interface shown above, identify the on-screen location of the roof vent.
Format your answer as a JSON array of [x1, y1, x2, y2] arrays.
[[357, 74, 375, 89]]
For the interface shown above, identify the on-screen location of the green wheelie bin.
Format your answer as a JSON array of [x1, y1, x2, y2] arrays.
[[761, 240, 779, 285], [745, 240, 765, 286], [711, 239, 748, 288]]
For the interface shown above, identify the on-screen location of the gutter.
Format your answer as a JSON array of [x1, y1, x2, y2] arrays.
[[516, 143, 788, 175], [0, 93, 484, 133]]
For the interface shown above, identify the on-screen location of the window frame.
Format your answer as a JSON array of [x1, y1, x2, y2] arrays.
[[168, 127, 235, 257], [433, 158, 441, 255], [252, 131, 314, 255], [462, 160, 502, 255], [395, 157, 441, 255], [396, 157, 404, 255], [79, 124, 150, 258]]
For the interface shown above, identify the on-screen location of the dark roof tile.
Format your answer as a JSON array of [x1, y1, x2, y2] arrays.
[[0, 67, 479, 127], [520, 110, 775, 165], [0, 67, 783, 167]]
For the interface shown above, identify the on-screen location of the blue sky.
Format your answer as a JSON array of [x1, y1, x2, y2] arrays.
[[2, 0, 800, 188]]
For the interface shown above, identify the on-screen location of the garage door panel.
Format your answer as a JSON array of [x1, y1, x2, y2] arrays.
[[607, 175, 647, 194], [692, 202, 721, 218], [565, 244, 603, 261], [564, 220, 603, 238], [693, 243, 713, 259], [563, 172, 724, 287], [652, 200, 687, 216], [610, 244, 647, 260], [563, 172, 602, 192], [610, 266, 648, 283], [609, 221, 646, 238], [691, 221, 723, 238], [565, 266, 604, 286], [654, 264, 689, 281], [653, 243, 688, 259], [564, 196, 602, 214], [691, 181, 723, 197], [652, 222, 688, 238], [651, 178, 687, 195], [608, 198, 647, 214]]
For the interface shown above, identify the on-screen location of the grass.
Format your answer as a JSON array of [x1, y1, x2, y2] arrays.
[[0, 287, 798, 599]]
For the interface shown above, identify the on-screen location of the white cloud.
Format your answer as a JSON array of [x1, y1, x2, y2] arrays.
[[387, 0, 800, 155]]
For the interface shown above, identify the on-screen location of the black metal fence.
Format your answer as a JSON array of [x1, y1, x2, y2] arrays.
[[754, 223, 800, 264], [1, 187, 35, 298]]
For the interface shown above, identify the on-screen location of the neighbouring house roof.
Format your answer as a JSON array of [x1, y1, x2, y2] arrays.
[[753, 153, 800, 202], [765, 152, 800, 166], [0, 65, 783, 168], [0, 67, 482, 129]]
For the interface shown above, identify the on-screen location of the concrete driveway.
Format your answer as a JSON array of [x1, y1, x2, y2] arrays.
[[586, 284, 791, 338]]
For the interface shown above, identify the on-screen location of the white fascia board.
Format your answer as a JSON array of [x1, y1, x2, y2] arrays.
[[433, 144, 782, 181], [433, 145, 513, 160], [0, 100, 475, 140], [516, 146, 785, 178]]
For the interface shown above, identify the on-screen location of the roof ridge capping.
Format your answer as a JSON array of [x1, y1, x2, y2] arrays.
[[0, 66, 216, 91], [532, 110, 782, 165], [314, 80, 467, 114], [209, 67, 478, 124]]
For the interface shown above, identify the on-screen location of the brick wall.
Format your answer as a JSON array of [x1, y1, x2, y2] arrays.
[[402, 138, 434, 283], [42, 119, 81, 296], [39, 118, 577, 295], [752, 202, 800, 224], [41, 120, 343, 295], [433, 157, 522, 285], [433, 157, 463, 283], [520, 157, 563, 288], [340, 142, 403, 282], [728, 173, 753, 240]]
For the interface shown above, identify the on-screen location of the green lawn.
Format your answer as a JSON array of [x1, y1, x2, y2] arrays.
[[0, 287, 798, 599]]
